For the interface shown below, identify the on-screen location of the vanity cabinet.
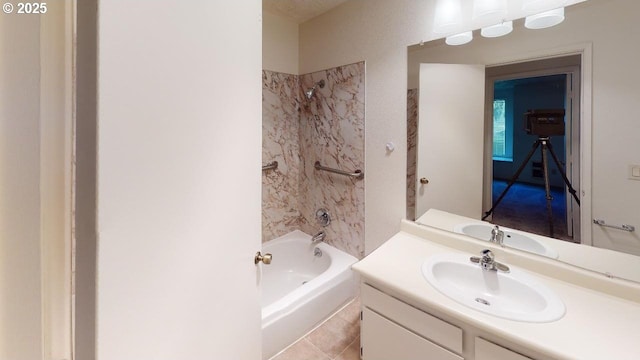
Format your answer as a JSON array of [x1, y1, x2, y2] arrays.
[[361, 284, 463, 360], [362, 308, 462, 360], [361, 284, 535, 360], [475, 338, 532, 360]]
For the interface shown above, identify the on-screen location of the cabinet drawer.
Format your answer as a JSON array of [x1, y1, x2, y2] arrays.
[[362, 308, 463, 360], [475, 338, 532, 360], [362, 284, 463, 354]]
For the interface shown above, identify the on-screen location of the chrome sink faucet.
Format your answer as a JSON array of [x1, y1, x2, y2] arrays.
[[490, 225, 504, 246], [470, 249, 510, 273]]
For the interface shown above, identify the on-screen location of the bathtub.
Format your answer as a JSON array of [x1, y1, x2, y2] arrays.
[[261, 230, 358, 359]]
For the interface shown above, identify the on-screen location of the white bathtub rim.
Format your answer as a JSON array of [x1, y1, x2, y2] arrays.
[[261, 230, 358, 327], [262, 263, 354, 327], [267, 296, 359, 360]]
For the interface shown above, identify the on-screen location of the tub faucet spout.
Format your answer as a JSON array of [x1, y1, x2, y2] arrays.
[[311, 231, 326, 244]]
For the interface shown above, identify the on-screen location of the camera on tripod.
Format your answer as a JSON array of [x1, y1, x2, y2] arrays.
[[484, 107, 579, 238], [524, 109, 565, 136]]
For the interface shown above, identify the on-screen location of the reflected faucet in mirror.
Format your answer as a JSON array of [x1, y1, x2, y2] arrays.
[[490, 225, 504, 246]]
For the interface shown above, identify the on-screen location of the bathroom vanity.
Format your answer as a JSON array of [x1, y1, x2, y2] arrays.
[[353, 220, 640, 360]]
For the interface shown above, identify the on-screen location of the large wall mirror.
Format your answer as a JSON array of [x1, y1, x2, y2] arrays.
[[407, 0, 640, 283]]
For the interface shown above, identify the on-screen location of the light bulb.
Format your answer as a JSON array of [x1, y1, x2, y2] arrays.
[[481, 21, 513, 37], [525, 7, 565, 29], [473, 0, 508, 22], [522, 0, 567, 13], [445, 31, 473, 46]]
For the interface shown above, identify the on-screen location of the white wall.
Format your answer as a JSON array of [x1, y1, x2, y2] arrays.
[[96, 1, 262, 359], [263, 10, 299, 74], [299, 0, 640, 255], [0, 13, 43, 360]]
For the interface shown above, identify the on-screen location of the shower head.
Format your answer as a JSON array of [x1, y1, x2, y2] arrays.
[[305, 80, 325, 100]]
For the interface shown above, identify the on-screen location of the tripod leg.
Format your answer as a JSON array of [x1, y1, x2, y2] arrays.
[[545, 141, 580, 206], [482, 140, 541, 220], [541, 140, 555, 237]]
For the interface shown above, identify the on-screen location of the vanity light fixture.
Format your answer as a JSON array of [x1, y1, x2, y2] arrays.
[[522, 0, 567, 13], [473, 0, 508, 23], [434, 0, 463, 34], [525, 7, 565, 29], [445, 31, 473, 46], [481, 20, 513, 37], [473, 0, 512, 38]]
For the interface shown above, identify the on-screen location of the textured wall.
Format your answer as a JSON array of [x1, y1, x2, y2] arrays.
[[262, 62, 366, 258], [262, 11, 299, 75]]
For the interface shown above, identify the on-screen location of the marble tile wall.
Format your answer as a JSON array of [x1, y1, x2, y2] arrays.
[[261, 63, 366, 259], [407, 89, 418, 221], [298, 62, 366, 259], [262, 71, 302, 241]]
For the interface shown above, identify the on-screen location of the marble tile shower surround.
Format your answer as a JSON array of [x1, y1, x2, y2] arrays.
[[299, 62, 365, 259], [262, 71, 302, 242], [261, 62, 365, 259], [407, 89, 418, 221]]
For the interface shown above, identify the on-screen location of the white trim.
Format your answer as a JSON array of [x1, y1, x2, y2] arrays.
[[492, 157, 514, 163], [40, 0, 75, 358], [68, 0, 77, 357], [580, 44, 593, 247]]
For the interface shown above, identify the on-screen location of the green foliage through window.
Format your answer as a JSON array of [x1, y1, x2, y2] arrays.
[[493, 99, 510, 161]]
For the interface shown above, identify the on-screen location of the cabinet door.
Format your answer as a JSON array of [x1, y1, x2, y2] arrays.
[[362, 308, 463, 360], [475, 338, 532, 360], [362, 284, 463, 354]]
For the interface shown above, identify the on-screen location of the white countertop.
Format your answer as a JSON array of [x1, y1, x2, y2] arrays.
[[353, 223, 640, 359]]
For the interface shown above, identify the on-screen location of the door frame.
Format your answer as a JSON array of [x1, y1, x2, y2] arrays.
[[485, 66, 580, 239], [40, 0, 75, 358], [481, 43, 593, 246]]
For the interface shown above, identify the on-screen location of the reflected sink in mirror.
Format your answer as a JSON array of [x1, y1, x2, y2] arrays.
[[422, 253, 565, 323], [454, 223, 559, 259]]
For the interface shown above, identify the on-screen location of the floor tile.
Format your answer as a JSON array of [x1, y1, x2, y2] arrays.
[[306, 314, 360, 358], [335, 336, 361, 360], [272, 338, 330, 360], [337, 297, 361, 325]]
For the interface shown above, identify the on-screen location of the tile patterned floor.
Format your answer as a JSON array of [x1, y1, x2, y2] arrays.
[[272, 297, 361, 360]]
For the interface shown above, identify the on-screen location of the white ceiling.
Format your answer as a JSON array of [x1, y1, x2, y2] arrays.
[[263, 0, 350, 23]]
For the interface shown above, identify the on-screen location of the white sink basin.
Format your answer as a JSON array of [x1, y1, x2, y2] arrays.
[[453, 223, 559, 259], [422, 253, 565, 323]]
